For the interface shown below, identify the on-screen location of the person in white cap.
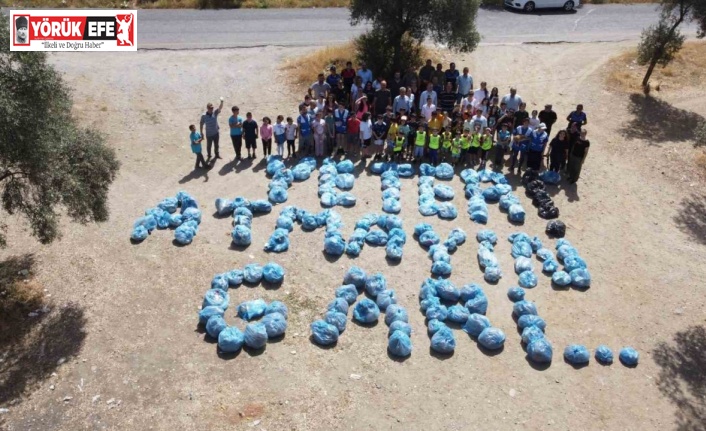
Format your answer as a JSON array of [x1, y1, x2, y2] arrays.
[[526, 122, 549, 170]]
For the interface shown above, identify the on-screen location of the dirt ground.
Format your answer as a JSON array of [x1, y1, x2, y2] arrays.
[[1, 40, 705, 431]]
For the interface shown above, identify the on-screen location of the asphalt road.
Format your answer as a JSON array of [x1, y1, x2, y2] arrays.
[[135, 4, 697, 50]]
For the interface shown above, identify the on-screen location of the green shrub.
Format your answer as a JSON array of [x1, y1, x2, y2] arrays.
[[355, 30, 425, 79], [197, 0, 242, 8]]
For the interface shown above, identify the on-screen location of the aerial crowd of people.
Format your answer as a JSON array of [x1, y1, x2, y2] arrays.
[[189, 59, 591, 183]]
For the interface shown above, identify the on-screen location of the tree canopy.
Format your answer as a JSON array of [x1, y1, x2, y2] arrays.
[[0, 17, 120, 247]]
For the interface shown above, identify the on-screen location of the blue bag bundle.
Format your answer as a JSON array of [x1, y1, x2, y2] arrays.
[[557, 244, 579, 261], [443, 238, 458, 253], [477, 246, 498, 269], [619, 347, 639, 366], [370, 162, 388, 175], [508, 204, 526, 223], [251, 199, 272, 214], [233, 207, 254, 220], [470, 209, 489, 224], [484, 266, 503, 283], [376, 289, 397, 311], [344, 266, 367, 289], [426, 304, 449, 321], [434, 184, 455, 200], [382, 188, 401, 201], [427, 319, 447, 336], [482, 186, 502, 202], [298, 156, 317, 170], [244, 322, 268, 349], [292, 164, 312, 181], [327, 298, 349, 315], [154, 209, 171, 229], [158, 197, 178, 214], [265, 301, 288, 319], [386, 240, 405, 260], [243, 263, 264, 284], [336, 284, 359, 305], [261, 312, 288, 338], [515, 257, 534, 274], [447, 305, 470, 324], [376, 214, 389, 230], [460, 168, 480, 184], [225, 269, 243, 288], [335, 173, 355, 190], [237, 299, 267, 321], [460, 283, 484, 303], [527, 338, 553, 363], [522, 326, 545, 345], [475, 229, 497, 245], [463, 313, 491, 337], [387, 227, 406, 243], [419, 278, 438, 301], [419, 163, 436, 177], [414, 223, 434, 237], [182, 207, 202, 224], [431, 327, 456, 354], [419, 203, 440, 217], [431, 261, 452, 277], [539, 170, 561, 185], [495, 183, 512, 195], [365, 230, 388, 246], [381, 177, 401, 190], [479, 169, 493, 183], [420, 297, 441, 314], [556, 238, 573, 248], [499, 193, 520, 211], [511, 240, 533, 258], [268, 186, 288, 204], [418, 175, 435, 187], [519, 271, 538, 288], [169, 213, 183, 228], [211, 273, 229, 291], [469, 195, 487, 211], [262, 262, 285, 284], [336, 159, 355, 174], [324, 311, 347, 334], [542, 259, 559, 274], [318, 183, 335, 197], [388, 331, 413, 357], [507, 286, 526, 302], [438, 202, 458, 219], [264, 228, 290, 253], [134, 215, 158, 232], [435, 163, 454, 180], [276, 215, 294, 232], [447, 227, 466, 245], [508, 232, 530, 244], [355, 218, 373, 231], [179, 194, 199, 211], [353, 298, 380, 323], [320, 164, 337, 176], [324, 234, 346, 256], [564, 256, 588, 273], [517, 314, 546, 331], [365, 273, 387, 297], [175, 190, 193, 206], [266, 159, 286, 176], [218, 326, 245, 353], [199, 305, 224, 325], [478, 327, 506, 350], [301, 213, 319, 231], [206, 315, 227, 339], [419, 230, 441, 247], [595, 345, 614, 364], [479, 240, 495, 251], [528, 236, 542, 253], [203, 289, 230, 310], [383, 215, 403, 230], [231, 225, 252, 246], [337, 192, 357, 207], [389, 321, 412, 337], [320, 192, 338, 207], [564, 344, 590, 364], [435, 279, 460, 302], [383, 198, 401, 214], [384, 305, 409, 326], [397, 164, 414, 177], [513, 300, 538, 317], [429, 245, 450, 263], [465, 184, 483, 199], [552, 271, 572, 286], [570, 268, 592, 288], [131, 225, 149, 241], [490, 171, 508, 185], [268, 179, 289, 191], [233, 215, 252, 228], [465, 294, 488, 315], [536, 248, 555, 261], [174, 223, 196, 245]]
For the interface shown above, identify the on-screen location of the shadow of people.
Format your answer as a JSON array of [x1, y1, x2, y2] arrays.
[[217, 158, 238, 176], [620, 94, 706, 145], [653, 325, 706, 431], [178, 167, 209, 184], [674, 194, 706, 246]]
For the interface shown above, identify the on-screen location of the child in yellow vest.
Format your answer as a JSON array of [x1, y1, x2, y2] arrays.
[[480, 127, 494, 168], [469, 125, 482, 167], [428, 128, 441, 166], [460, 130, 471, 167], [451, 135, 462, 166], [440, 125, 453, 164], [393, 130, 406, 161], [413, 124, 427, 163]]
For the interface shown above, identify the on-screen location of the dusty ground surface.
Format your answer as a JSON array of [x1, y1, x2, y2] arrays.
[[1, 41, 705, 431]]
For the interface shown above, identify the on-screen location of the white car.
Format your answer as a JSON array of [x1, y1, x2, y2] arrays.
[[504, 0, 580, 12]]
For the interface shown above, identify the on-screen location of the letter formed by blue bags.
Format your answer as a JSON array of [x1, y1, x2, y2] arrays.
[[564, 344, 590, 365], [311, 320, 340, 346], [388, 330, 412, 357], [353, 298, 380, 323], [431, 327, 456, 354], [527, 338, 553, 363], [478, 327, 506, 350]]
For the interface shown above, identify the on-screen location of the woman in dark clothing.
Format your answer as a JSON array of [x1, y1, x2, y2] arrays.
[[546, 129, 569, 172], [565, 122, 580, 171], [567, 129, 590, 183], [489, 87, 499, 103], [364, 82, 376, 103]]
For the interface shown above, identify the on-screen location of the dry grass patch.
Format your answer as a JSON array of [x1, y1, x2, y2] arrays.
[[606, 42, 706, 93]]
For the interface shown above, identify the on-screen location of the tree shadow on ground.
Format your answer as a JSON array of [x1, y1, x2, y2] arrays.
[[653, 326, 706, 431], [620, 94, 705, 145], [674, 194, 706, 245], [0, 254, 87, 405]]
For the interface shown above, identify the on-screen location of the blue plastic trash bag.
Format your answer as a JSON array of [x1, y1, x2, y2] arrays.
[[231, 225, 252, 246], [507, 286, 526, 302], [570, 268, 592, 288], [522, 326, 545, 344], [177, 191, 198, 209], [249, 199, 272, 214], [276, 215, 294, 232], [619, 347, 639, 366], [508, 204, 526, 223], [478, 327, 506, 350], [433, 280, 458, 302], [381, 198, 400, 214], [517, 314, 546, 331], [595, 345, 614, 364], [499, 193, 520, 211], [265, 301, 288, 319], [495, 183, 512, 195], [447, 305, 470, 324], [384, 305, 409, 326], [463, 313, 491, 337], [484, 266, 502, 283], [552, 271, 571, 286], [381, 177, 401, 190], [557, 245, 578, 261], [539, 170, 561, 185], [418, 176, 434, 187], [169, 213, 183, 228], [268, 186, 288, 204], [460, 168, 480, 184], [299, 156, 317, 170], [370, 162, 388, 175], [542, 259, 559, 274], [490, 171, 508, 184], [336, 192, 356, 207], [226, 269, 244, 287], [465, 184, 483, 199], [262, 262, 285, 284], [564, 256, 588, 273], [182, 207, 202, 224], [512, 240, 533, 258], [154, 209, 171, 229], [243, 322, 268, 349], [206, 315, 227, 339], [375, 214, 389, 230], [478, 169, 493, 182], [335, 159, 354, 174], [474, 230, 496, 245], [513, 300, 538, 317], [335, 284, 358, 305], [435, 163, 454, 180], [319, 192, 337, 207], [508, 232, 531, 244], [458, 283, 482, 302], [536, 248, 554, 261], [218, 326, 245, 352], [292, 164, 312, 181], [564, 344, 590, 364], [174, 224, 196, 245], [266, 159, 285, 176], [556, 238, 573, 249], [383, 215, 402, 231], [376, 289, 398, 311], [327, 298, 349, 315], [233, 207, 254, 221], [419, 163, 436, 177], [343, 266, 367, 289], [397, 164, 414, 177], [199, 306, 224, 325], [420, 297, 441, 313], [300, 213, 318, 231], [426, 304, 448, 321], [438, 203, 458, 219], [261, 312, 287, 338], [365, 230, 388, 246], [389, 321, 412, 337], [264, 228, 290, 253], [431, 261, 452, 277], [273, 168, 294, 186], [414, 223, 433, 237], [335, 173, 355, 190], [131, 225, 149, 241], [519, 271, 538, 288], [243, 264, 264, 284], [387, 229, 406, 245], [388, 331, 412, 357], [324, 311, 347, 334], [353, 298, 380, 323], [470, 209, 488, 224], [431, 327, 456, 354], [427, 319, 446, 336], [203, 289, 230, 310], [465, 294, 489, 315], [419, 203, 440, 217], [382, 188, 400, 201], [324, 234, 346, 256], [527, 338, 553, 363], [434, 184, 455, 200], [157, 197, 178, 214], [515, 257, 534, 274], [479, 240, 495, 251], [268, 179, 288, 191], [237, 299, 267, 321], [318, 183, 335, 197], [443, 238, 458, 252], [211, 273, 229, 291], [365, 273, 387, 297], [134, 215, 158, 232], [447, 227, 466, 245], [419, 231, 441, 247], [477, 246, 498, 269], [482, 186, 502, 202], [233, 215, 252, 228]]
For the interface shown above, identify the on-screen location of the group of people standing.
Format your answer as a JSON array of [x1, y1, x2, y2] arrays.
[[188, 59, 592, 184]]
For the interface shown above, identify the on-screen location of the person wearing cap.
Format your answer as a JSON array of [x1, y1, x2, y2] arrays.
[[538, 104, 557, 136], [326, 66, 341, 89], [526, 123, 549, 170], [309, 73, 331, 99], [199, 98, 224, 160], [501, 87, 523, 112], [15, 16, 28, 44]]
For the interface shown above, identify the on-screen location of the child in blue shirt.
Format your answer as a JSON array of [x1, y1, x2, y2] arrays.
[[189, 124, 208, 169]]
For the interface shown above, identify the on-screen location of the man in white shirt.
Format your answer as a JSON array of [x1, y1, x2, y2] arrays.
[[419, 83, 437, 111], [472, 82, 489, 109], [421, 97, 436, 122], [356, 61, 373, 87], [456, 67, 473, 103], [501, 87, 523, 112], [392, 87, 410, 115]]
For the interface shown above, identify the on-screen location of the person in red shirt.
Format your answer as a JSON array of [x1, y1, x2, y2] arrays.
[[346, 114, 361, 157], [341, 61, 357, 97]]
